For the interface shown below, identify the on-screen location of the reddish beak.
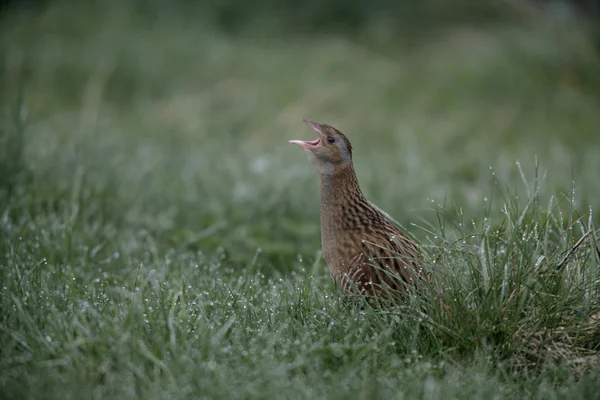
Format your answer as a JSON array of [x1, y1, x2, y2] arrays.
[[289, 118, 323, 149]]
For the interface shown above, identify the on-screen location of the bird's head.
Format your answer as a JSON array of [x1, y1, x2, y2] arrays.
[[290, 119, 353, 172]]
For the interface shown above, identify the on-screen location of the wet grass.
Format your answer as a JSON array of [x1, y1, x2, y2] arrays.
[[1, 1, 600, 399]]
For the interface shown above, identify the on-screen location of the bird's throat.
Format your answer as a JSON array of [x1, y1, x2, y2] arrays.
[[318, 163, 361, 205]]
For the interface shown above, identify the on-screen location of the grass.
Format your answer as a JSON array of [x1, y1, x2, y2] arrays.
[[1, 1, 600, 399]]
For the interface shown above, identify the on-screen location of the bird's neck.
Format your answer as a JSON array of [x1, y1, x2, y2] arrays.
[[318, 163, 368, 240], [318, 162, 364, 205]]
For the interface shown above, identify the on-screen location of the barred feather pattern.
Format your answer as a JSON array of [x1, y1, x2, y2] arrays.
[[318, 163, 421, 297]]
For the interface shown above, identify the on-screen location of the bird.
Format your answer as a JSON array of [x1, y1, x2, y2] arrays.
[[289, 119, 422, 300]]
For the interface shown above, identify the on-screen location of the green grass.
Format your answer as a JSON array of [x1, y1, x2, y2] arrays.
[[1, 2, 600, 399]]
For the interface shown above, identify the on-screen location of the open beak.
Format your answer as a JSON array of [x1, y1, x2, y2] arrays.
[[289, 118, 323, 149]]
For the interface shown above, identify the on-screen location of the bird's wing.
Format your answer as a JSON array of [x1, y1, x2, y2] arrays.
[[359, 225, 421, 290]]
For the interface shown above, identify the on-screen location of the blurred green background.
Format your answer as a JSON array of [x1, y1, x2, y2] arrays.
[[2, 0, 599, 266], [1, 0, 600, 398]]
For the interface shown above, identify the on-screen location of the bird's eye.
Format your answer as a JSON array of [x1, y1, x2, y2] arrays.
[[326, 136, 335, 144]]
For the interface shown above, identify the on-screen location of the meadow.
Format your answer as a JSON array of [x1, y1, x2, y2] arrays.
[[1, 1, 600, 398]]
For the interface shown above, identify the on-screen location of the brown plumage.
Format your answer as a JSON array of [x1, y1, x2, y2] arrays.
[[290, 119, 422, 299]]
